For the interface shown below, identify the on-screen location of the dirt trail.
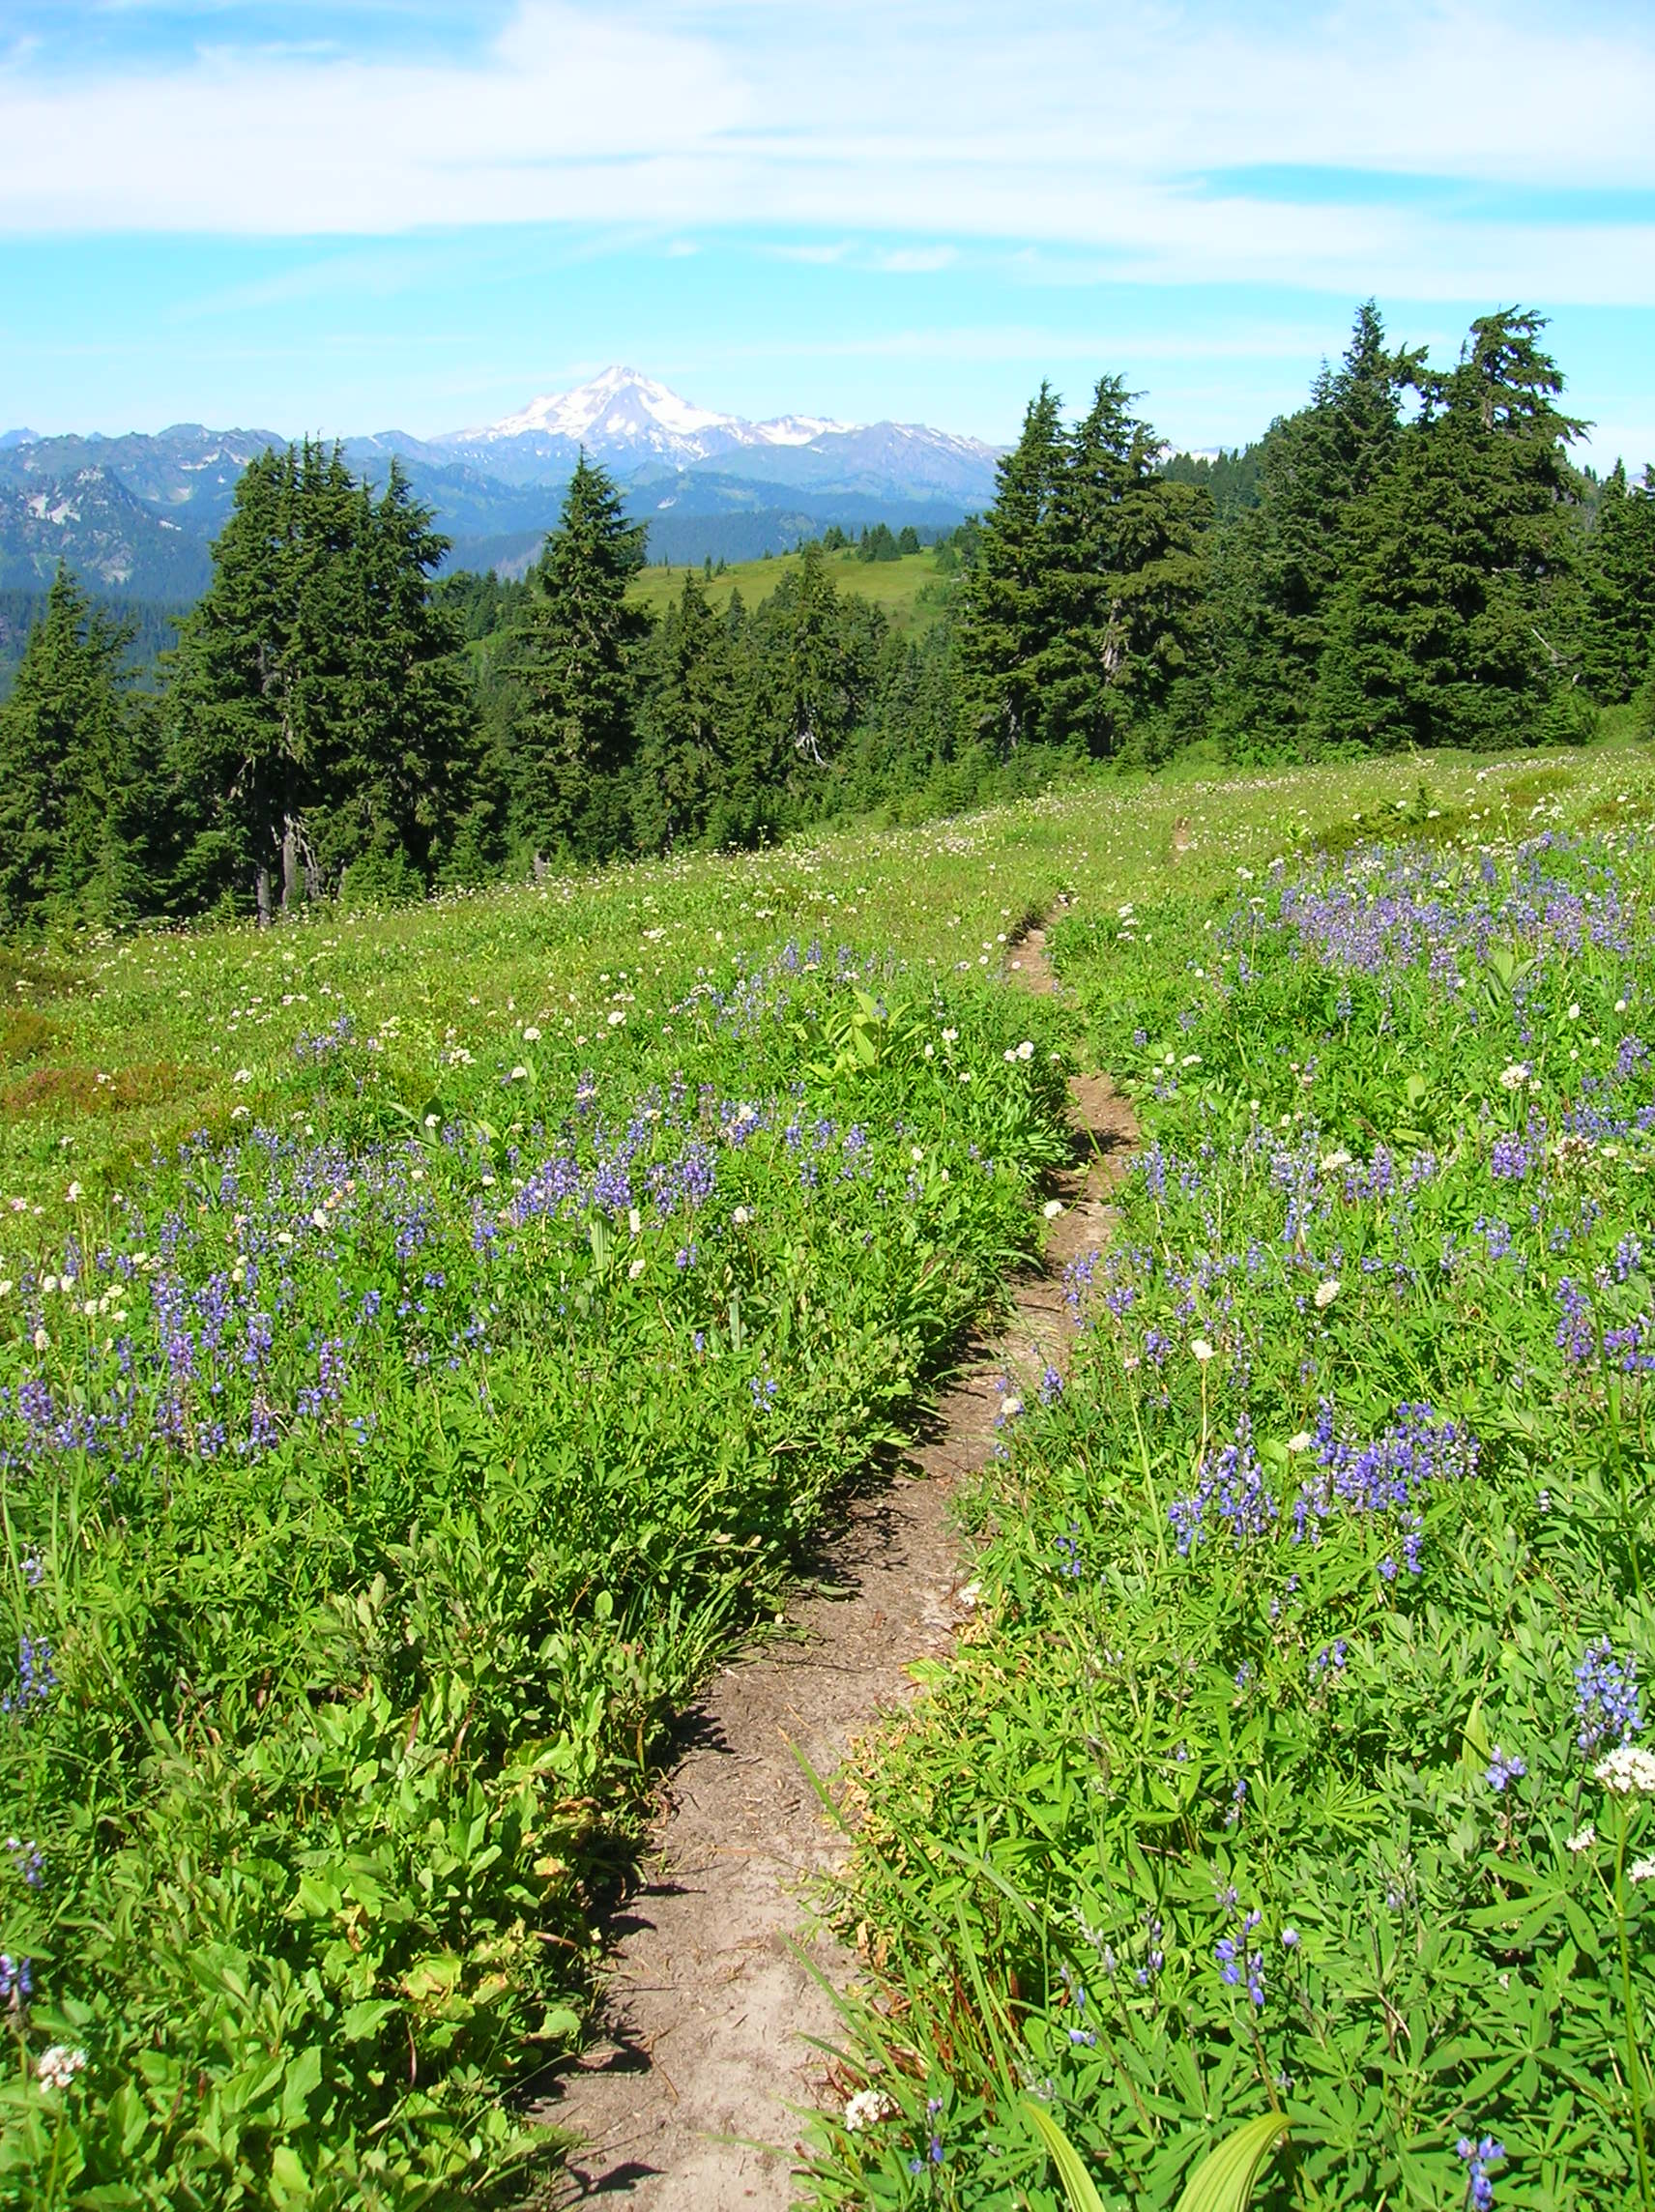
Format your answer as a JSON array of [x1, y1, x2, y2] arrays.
[[539, 916, 1137, 2208]]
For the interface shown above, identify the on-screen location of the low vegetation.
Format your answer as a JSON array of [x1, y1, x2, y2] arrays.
[[6, 748, 1655, 2211], [804, 755, 1655, 2209]]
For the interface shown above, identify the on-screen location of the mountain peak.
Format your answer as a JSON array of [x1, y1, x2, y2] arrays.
[[0, 427, 41, 450], [451, 367, 854, 466]]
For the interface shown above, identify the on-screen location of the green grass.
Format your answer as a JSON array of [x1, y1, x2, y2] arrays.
[[799, 748, 1655, 2211], [627, 545, 955, 633], [6, 740, 1655, 2208]]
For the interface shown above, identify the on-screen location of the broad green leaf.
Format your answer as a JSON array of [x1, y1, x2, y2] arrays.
[[1175, 2114, 1289, 2212], [1021, 2100, 1109, 2212]]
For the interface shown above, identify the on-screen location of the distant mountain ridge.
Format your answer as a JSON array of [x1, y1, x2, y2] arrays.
[[0, 368, 1004, 601]]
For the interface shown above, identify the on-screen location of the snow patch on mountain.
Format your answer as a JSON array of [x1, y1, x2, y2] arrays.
[[452, 365, 854, 465]]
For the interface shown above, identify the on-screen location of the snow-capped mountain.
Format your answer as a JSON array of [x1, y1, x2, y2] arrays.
[[0, 372, 1005, 598], [447, 365, 851, 468]]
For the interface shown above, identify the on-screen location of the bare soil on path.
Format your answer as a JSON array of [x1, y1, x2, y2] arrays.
[[537, 918, 1136, 2208]]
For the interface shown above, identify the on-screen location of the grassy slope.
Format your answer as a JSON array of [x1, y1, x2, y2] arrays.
[[627, 545, 953, 633], [6, 745, 1648, 1210], [4, 742, 1655, 2206]]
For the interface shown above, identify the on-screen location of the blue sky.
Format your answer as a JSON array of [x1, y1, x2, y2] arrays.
[[2, 1, 1653, 463]]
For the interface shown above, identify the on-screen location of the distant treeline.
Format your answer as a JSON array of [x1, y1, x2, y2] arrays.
[[0, 590, 188, 702], [3, 301, 1652, 934]]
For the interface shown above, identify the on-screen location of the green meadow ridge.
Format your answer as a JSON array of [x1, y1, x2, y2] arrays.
[[3, 302, 1653, 940]]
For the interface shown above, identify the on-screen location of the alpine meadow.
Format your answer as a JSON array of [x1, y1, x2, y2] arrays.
[[5, 287, 1655, 2212]]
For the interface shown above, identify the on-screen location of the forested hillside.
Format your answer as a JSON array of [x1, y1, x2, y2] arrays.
[[3, 303, 1651, 940]]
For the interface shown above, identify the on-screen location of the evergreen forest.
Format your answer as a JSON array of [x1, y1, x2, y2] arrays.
[[4, 303, 1653, 939]]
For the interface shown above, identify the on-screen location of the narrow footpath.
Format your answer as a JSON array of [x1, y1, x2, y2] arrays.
[[541, 916, 1138, 2208]]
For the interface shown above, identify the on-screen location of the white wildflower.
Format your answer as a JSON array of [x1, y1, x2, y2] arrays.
[[232, 1067, 252, 1085], [509, 1064, 528, 1081], [627, 1257, 647, 1281], [1287, 1431, 1313, 1453], [1596, 1744, 1655, 1796], [733, 1206, 751, 1227], [1314, 1279, 1340, 1310], [923, 1042, 935, 1059], [36, 2045, 86, 2091], [628, 1208, 643, 1237], [33, 1327, 48, 1353], [942, 1028, 958, 1043], [1043, 1198, 1064, 1219], [41, 1275, 57, 1296], [1000, 1395, 1024, 1418], [607, 1010, 625, 1027], [1498, 1062, 1530, 1091], [1567, 1004, 1581, 1022], [311, 1208, 329, 1231], [1017, 1040, 1034, 1061], [1319, 1150, 1352, 1175], [911, 1146, 924, 1163], [1632, 1856, 1655, 1884], [844, 2086, 897, 2132], [1565, 1825, 1596, 1853], [1191, 1338, 1215, 1364], [66, 1181, 82, 1204], [522, 1025, 541, 1042]]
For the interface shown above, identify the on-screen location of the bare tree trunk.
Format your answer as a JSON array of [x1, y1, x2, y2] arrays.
[[255, 864, 273, 929], [281, 816, 301, 915]]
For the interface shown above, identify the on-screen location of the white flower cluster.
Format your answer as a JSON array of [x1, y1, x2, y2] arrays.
[[36, 2045, 87, 2091], [843, 2086, 897, 2132], [1595, 1744, 1655, 1796]]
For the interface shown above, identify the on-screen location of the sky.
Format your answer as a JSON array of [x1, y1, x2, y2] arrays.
[[1, 0, 1653, 463]]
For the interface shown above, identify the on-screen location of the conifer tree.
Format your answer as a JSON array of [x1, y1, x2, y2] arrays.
[[956, 385, 1065, 752], [514, 454, 648, 863], [1212, 303, 1414, 757], [1043, 375, 1211, 757], [632, 573, 738, 851], [0, 568, 149, 931], [313, 464, 478, 897], [167, 443, 347, 918], [166, 446, 473, 914], [1581, 461, 1655, 703], [751, 543, 884, 794], [1315, 309, 1586, 751]]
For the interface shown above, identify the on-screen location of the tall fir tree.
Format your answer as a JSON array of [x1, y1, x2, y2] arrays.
[[166, 445, 473, 916], [1212, 302, 1414, 758], [514, 454, 649, 863], [1581, 461, 1655, 704], [1043, 375, 1211, 759], [956, 384, 1065, 753], [632, 572, 739, 852], [1315, 309, 1587, 752], [0, 568, 151, 932], [310, 463, 479, 897], [750, 544, 885, 805]]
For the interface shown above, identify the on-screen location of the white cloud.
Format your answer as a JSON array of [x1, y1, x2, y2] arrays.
[[2, 1, 1654, 303]]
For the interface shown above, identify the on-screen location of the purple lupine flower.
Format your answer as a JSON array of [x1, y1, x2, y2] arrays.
[[1486, 1746, 1526, 1792], [1575, 1640, 1641, 1754], [1455, 2134, 1505, 2211]]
